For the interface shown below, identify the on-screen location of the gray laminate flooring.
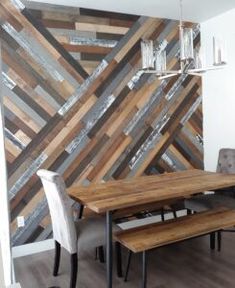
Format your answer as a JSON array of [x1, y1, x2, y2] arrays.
[[14, 234, 235, 288]]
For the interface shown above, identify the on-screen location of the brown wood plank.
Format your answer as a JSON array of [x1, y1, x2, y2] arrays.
[[62, 43, 112, 54], [41, 14, 133, 28], [0, 4, 23, 32], [69, 169, 208, 195]]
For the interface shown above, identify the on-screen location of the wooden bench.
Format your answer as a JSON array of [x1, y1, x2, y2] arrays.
[[114, 207, 235, 288]]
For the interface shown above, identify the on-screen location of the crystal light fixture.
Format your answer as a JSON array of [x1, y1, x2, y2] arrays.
[[140, 0, 227, 80], [213, 37, 227, 66], [141, 40, 154, 69]]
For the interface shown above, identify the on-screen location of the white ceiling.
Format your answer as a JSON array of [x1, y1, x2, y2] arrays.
[[27, 0, 235, 23]]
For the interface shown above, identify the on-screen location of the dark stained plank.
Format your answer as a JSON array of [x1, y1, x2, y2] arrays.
[[8, 113, 62, 175], [5, 117, 19, 134], [12, 86, 51, 122]]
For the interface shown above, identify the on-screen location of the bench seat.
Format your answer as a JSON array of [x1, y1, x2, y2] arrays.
[[115, 207, 235, 253]]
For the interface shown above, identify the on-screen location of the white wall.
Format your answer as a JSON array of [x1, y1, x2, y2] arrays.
[[26, 0, 235, 23], [0, 243, 5, 287], [0, 42, 12, 286], [201, 8, 235, 171]]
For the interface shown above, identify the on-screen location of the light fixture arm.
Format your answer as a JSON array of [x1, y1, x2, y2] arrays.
[[140, 0, 227, 79]]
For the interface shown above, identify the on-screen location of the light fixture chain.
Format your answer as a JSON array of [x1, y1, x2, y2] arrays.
[[179, 0, 183, 28]]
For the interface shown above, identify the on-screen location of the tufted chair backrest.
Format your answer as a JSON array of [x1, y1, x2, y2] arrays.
[[37, 169, 77, 254], [216, 149, 235, 196], [216, 149, 235, 173]]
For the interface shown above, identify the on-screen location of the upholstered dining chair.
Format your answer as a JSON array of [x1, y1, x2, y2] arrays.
[[37, 169, 121, 288], [184, 148, 235, 250]]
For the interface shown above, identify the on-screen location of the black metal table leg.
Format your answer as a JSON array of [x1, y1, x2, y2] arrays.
[[142, 251, 147, 288], [217, 230, 222, 251], [106, 211, 113, 288], [210, 232, 215, 250]]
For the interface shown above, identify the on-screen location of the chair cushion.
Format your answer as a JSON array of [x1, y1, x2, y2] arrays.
[[76, 216, 121, 255], [185, 194, 235, 212]]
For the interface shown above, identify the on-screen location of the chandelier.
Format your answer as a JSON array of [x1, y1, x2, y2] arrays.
[[140, 0, 227, 80]]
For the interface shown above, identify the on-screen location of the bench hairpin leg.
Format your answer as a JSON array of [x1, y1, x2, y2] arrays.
[[124, 250, 132, 282], [98, 246, 105, 263], [142, 251, 147, 288], [115, 242, 123, 277]]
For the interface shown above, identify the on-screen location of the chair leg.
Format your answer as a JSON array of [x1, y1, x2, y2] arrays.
[[95, 247, 98, 260], [217, 231, 222, 252], [173, 209, 177, 219], [115, 242, 123, 277], [187, 209, 192, 215], [124, 250, 132, 282], [70, 253, 78, 288], [78, 204, 84, 219], [53, 241, 61, 276], [161, 208, 165, 221], [142, 251, 147, 288], [210, 232, 215, 250], [98, 246, 105, 263]]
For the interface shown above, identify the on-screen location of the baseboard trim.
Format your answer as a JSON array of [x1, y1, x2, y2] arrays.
[[7, 283, 21, 288], [12, 239, 54, 259]]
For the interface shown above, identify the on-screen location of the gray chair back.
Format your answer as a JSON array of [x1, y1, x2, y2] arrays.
[[216, 148, 235, 196], [217, 148, 235, 174], [37, 169, 77, 254]]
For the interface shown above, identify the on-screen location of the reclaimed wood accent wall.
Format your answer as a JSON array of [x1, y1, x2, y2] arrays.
[[0, 0, 203, 245]]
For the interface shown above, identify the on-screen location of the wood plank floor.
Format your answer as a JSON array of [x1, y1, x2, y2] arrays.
[[14, 234, 235, 288]]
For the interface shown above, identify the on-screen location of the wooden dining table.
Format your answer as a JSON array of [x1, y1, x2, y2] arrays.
[[68, 169, 235, 288]]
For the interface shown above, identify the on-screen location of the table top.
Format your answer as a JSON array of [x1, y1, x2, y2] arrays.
[[68, 169, 235, 213]]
